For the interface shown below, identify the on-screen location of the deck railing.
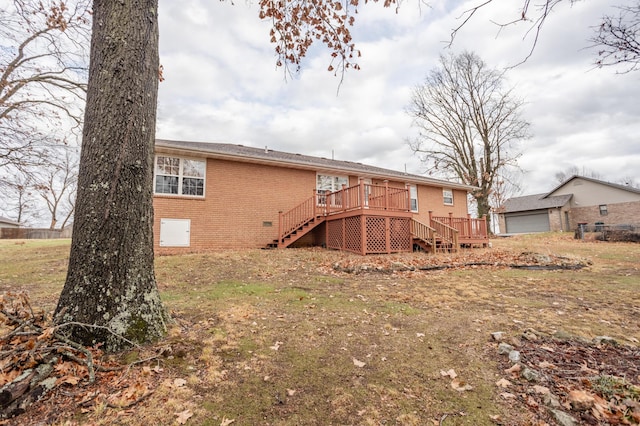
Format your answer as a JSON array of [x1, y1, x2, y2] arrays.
[[410, 219, 437, 253], [432, 213, 488, 242], [321, 181, 410, 215], [430, 218, 459, 248], [278, 194, 318, 244]]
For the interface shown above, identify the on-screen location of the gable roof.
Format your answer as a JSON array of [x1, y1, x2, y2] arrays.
[[502, 193, 573, 213], [155, 139, 477, 192], [545, 175, 640, 197]]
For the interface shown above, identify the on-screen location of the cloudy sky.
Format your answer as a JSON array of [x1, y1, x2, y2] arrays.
[[155, 0, 640, 196]]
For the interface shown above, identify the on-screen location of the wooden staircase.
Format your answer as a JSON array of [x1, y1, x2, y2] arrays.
[[268, 215, 325, 248], [411, 218, 459, 253]]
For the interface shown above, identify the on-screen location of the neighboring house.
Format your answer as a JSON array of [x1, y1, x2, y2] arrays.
[[498, 175, 640, 234], [0, 217, 21, 229], [153, 140, 489, 254]]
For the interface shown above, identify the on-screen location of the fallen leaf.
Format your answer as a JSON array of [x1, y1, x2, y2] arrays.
[[175, 409, 193, 425], [352, 358, 366, 368], [270, 341, 283, 351], [57, 375, 80, 386], [440, 369, 457, 379], [220, 417, 235, 426], [538, 361, 555, 369], [287, 389, 296, 396], [174, 378, 187, 387], [500, 392, 516, 399]]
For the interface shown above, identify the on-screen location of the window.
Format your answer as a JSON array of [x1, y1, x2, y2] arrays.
[[408, 185, 418, 212], [154, 156, 205, 197], [443, 189, 454, 205], [316, 174, 348, 204], [599, 204, 608, 216]]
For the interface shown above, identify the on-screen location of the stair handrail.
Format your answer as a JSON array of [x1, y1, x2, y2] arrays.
[[411, 219, 437, 253], [278, 195, 321, 243], [430, 218, 459, 249]]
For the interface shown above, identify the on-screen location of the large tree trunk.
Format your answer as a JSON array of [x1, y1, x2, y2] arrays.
[[55, 0, 167, 352]]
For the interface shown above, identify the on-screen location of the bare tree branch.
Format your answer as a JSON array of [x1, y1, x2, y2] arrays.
[[407, 52, 530, 227], [590, 2, 640, 72]]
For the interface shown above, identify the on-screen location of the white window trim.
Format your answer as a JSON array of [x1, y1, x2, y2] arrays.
[[443, 188, 454, 206], [154, 155, 206, 197], [407, 184, 418, 212]]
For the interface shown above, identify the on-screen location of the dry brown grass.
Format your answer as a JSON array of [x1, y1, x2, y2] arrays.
[[0, 233, 638, 425]]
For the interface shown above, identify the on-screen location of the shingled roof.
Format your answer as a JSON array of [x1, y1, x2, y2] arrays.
[[546, 175, 640, 197], [502, 193, 573, 213], [155, 139, 477, 192]]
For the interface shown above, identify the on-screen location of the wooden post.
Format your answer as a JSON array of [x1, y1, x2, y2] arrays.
[[385, 217, 391, 254], [278, 211, 283, 247], [482, 214, 488, 240], [384, 180, 389, 211], [406, 185, 411, 213], [467, 213, 472, 239], [448, 212, 453, 228], [312, 189, 317, 217], [359, 179, 365, 211]]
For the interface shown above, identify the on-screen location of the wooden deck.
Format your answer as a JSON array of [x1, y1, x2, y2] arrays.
[[273, 181, 488, 254]]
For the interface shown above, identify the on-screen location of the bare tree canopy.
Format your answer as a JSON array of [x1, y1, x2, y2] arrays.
[[407, 51, 530, 226], [451, 0, 640, 72], [591, 1, 640, 72], [0, 1, 90, 172]]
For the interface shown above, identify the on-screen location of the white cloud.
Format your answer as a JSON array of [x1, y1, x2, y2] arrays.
[[157, 0, 640, 197]]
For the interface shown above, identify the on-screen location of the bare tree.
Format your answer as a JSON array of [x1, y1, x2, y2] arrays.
[[450, 0, 639, 72], [407, 51, 530, 227], [591, 2, 640, 72], [0, 1, 90, 173], [34, 148, 78, 230], [0, 173, 40, 226]]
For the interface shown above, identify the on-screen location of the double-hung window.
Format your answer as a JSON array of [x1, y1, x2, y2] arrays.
[[408, 185, 418, 212], [316, 174, 348, 205], [154, 156, 206, 197], [443, 188, 454, 205]]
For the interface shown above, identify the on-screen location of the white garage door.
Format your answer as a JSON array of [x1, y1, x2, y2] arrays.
[[505, 211, 550, 233]]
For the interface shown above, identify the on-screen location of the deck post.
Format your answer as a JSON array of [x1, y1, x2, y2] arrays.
[[312, 189, 317, 217], [482, 214, 488, 240], [384, 180, 389, 211], [359, 180, 365, 211], [278, 211, 283, 247], [448, 212, 454, 229], [467, 213, 472, 239]]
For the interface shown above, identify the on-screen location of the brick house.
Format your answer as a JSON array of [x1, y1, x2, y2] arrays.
[[498, 175, 640, 234], [153, 140, 488, 254]]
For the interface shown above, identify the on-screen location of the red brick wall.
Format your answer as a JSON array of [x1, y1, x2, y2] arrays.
[[154, 159, 314, 253], [569, 201, 640, 229], [412, 186, 469, 223], [153, 157, 472, 252]]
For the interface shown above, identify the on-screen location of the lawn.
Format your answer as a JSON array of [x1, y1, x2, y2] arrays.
[[0, 233, 638, 425]]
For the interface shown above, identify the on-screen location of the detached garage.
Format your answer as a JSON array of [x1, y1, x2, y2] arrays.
[[499, 194, 572, 234]]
